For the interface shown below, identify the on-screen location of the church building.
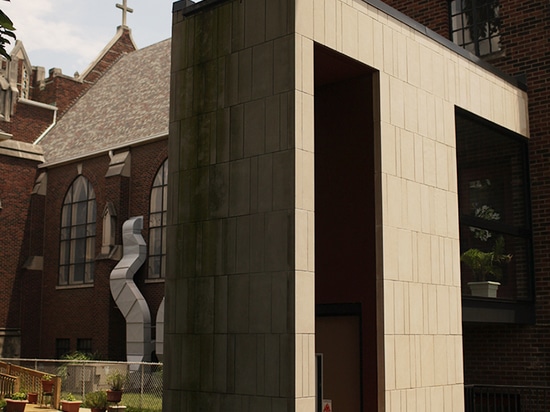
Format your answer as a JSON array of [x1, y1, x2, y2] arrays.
[[0, 5, 169, 362]]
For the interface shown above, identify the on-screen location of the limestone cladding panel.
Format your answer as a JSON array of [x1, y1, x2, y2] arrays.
[[293, 0, 528, 411], [168, 0, 315, 410]]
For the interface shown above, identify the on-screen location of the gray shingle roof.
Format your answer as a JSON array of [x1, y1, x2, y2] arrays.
[[41, 39, 170, 164]]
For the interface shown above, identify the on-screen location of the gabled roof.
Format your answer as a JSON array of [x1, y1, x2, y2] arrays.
[[40, 38, 170, 165]]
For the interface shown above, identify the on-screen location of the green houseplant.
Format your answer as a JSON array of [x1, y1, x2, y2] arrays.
[[106, 369, 127, 403], [461, 236, 512, 297], [41, 373, 55, 393], [0, 397, 7, 412], [85, 390, 107, 412], [5, 393, 27, 412], [60, 393, 82, 412]]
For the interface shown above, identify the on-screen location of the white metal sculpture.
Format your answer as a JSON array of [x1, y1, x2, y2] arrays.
[[110, 216, 153, 365]]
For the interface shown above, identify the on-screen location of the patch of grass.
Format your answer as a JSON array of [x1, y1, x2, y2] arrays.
[[121, 392, 162, 412]]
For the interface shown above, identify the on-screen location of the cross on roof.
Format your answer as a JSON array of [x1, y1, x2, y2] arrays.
[[116, 0, 133, 28]]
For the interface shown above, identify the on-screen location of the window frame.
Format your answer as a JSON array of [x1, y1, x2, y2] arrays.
[[456, 108, 534, 323], [147, 159, 168, 280], [56, 338, 70, 359], [449, 0, 502, 57], [58, 175, 97, 286], [76, 338, 92, 355]]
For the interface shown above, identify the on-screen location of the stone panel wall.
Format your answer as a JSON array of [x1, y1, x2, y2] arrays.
[[382, 0, 550, 388]]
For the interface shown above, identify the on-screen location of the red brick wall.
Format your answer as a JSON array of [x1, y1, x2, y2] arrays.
[[0, 156, 39, 332], [3, 24, 143, 361], [462, 1, 550, 386], [2, 102, 55, 143], [26, 139, 168, 360], [383, 0, 550, 386], [32, 75, 87, 119], [83, 29, 136, 84], [383, 0, 449, 37], [129, 142, 168, 344]]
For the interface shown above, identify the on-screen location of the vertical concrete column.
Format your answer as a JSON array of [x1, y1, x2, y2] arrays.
[[166, 0, 315, 411]]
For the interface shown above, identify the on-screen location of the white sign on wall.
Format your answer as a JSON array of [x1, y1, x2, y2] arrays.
[[322, 399, 332, 412]]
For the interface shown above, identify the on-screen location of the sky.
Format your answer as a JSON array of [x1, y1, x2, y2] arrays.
[[2, 0, 182, 76]]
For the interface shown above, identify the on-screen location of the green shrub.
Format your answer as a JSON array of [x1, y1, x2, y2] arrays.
[[84, 391, 107, 409], [8, 392, 26, 400]]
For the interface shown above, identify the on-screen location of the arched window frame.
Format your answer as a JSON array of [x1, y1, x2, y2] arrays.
[[148, 159, 168, 280], [59, 176, 97, 286]]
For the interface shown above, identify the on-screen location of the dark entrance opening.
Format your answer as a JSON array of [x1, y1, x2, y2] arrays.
[[314, 44, 382, 411]]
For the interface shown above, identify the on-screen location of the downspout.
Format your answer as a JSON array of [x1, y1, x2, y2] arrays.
[[32, 100, 57, 145]]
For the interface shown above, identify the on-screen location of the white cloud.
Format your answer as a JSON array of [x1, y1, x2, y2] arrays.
[[1, 0, 174, 74]]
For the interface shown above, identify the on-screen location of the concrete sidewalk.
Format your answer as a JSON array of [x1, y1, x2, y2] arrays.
[[26, 403, 92, 411]]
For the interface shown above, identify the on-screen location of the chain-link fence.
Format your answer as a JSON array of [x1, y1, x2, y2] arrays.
[[1, 358, 162, 412]]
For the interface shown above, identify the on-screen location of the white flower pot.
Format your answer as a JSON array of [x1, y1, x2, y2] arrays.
[[468, 281, 500, 298]]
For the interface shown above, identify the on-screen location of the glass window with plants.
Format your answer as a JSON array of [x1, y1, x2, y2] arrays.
[[456, 109, 532, 300]]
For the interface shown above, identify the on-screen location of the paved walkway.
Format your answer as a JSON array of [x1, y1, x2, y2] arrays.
[[26, 404, 92, 411], [26, 405, 59, 412]]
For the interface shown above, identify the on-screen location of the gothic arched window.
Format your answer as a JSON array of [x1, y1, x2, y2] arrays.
[[59, 176, 96, 285], [148, 160, 168, 279]]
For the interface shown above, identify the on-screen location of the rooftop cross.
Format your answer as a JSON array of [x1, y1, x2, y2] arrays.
[[116, 0, 133, 28]]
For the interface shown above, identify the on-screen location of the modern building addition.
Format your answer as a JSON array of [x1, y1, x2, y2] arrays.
[[167, 0, 528, 411]]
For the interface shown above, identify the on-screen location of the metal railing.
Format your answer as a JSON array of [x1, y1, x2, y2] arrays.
[[465, 384, 550, 411], [1, 358, 163, 412]]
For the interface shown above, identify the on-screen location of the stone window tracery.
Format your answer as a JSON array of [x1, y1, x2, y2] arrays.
[[59, 175, 96, 285], [148, 159, 168, 279]]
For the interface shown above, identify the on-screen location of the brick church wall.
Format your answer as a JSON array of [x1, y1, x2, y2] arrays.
[[83, 29, 136, 85], [0, 156, 39, 356], [2, 103, 55, 143], [35, 156, 112, 358], [31, 139, 168, 360], [127, 141, 168, 346], [32, 74, 88, 119], [383, 0, 550, 386], [2, 23, 153, 360]]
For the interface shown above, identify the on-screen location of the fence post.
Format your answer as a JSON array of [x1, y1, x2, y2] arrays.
[[53, 375, 62, 409], [81, 364, 85, 399], [14, 376, 20, 393], [140, 365, 144, 409]]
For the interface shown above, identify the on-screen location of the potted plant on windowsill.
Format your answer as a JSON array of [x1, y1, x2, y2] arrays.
[[106, 370, 127, 403], [1, 397, 7, 412], [461, 236, 512, 298], [5, 392, 27, 412], [85, 390, 108, 412], [60, 393, 82, 412]]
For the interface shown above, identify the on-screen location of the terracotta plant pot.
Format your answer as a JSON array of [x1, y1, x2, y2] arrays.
[[5, 399, 27, 412], [106, 390, 122, 403], [61, 400, 82, 412], [26, 393, 37, 404], [41, 380, 54, 392]]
